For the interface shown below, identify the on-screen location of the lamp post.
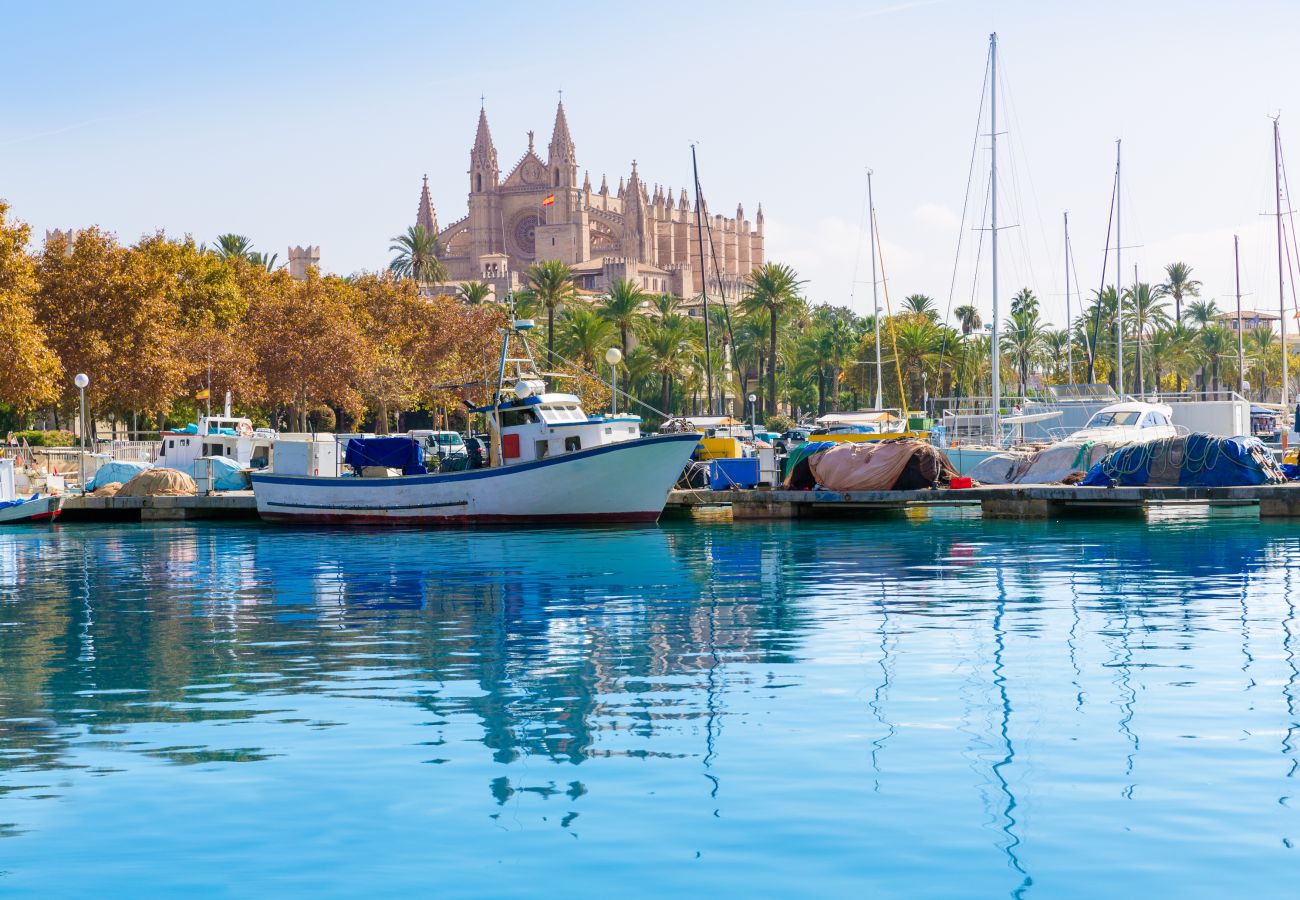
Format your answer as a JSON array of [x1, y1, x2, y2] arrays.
[[748, 393, 757, 436], [74, 373, 89, 493], [605, 347, 623, 415]]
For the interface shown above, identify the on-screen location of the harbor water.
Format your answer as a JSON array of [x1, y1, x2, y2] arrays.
[[1, 513, 1297, 897]]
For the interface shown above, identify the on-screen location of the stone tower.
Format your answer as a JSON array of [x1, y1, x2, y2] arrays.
[[287, 245, 320, 280], [468, 104, 501, 262], [536, 99, 589, 263], [415, 175, 438, 236]]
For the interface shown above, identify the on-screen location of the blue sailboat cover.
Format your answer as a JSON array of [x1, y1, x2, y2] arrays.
[[1080, 433, 1285, 487], [344, 437, 427, 476]]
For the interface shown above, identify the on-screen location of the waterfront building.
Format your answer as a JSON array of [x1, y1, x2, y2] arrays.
[[414, 101, 764, 301]]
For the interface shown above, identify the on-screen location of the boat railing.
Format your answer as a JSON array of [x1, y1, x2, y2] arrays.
[[97, 439, 162, 463]]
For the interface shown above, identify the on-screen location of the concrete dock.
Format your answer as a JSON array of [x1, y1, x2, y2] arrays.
[[61, 491, 258, 521], [667, 484, 1300, 519]]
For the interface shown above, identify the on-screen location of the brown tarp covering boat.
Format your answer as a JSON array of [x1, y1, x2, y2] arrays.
[[797, 439, 960, 491]]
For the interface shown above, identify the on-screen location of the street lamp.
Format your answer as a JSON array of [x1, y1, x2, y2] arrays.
[[605, 347, 623, 415], [748, 392, 757, 436], [74, 373, 89, 493]]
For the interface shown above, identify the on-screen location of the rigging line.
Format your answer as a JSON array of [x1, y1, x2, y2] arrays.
[[938, 47, 991, 375], [1277, 141, 1300, 318], [872, 206, 911, 411], [695, 176, 742, 404], [1088, 159, 1120, 380], [849, 168, 872, 309], [997, 56, 1055, 303], [513, 328, 673, 419]]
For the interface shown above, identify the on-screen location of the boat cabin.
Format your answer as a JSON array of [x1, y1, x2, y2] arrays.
[[1069, 400, 1178, 444], [485, 386, 641, 466], [157, 416, 273, 472]]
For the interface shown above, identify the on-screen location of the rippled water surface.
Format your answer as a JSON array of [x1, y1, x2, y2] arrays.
[[1, 513, 1297, 897]]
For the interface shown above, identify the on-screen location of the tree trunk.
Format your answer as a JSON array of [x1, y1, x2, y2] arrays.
[[547, 304, 556, 362], [661, 374, 670, 415], [768, 308, 778, 418]]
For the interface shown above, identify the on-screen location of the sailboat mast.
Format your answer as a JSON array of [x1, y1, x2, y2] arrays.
[[1115, 140, 1123, 397], [1276, 118, 1289, 412], [691, 144, 715, 416], [869, 170, 883, 409], [1235, 233, 1245, 395], [1064, 211, 1072, 381], [989, 32, 1000, 427]]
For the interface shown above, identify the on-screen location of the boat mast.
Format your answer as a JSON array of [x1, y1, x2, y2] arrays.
[[1115, 140, 1123, 397], [989, 32, 1000, 430], [1064, 211, 1072, 381], [1276, 117, 1289, 412], [691, 144, 715, 416], [869, 169, 883, 409], [1235, 233, 1245, 394]]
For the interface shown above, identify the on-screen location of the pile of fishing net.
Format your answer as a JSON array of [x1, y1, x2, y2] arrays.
[[1079, 433, 1285, 487], [785, 439, 960, 491], [969, 439, 1119, 485], [116, 468, 198, 498], [92, 482, 124, 497]]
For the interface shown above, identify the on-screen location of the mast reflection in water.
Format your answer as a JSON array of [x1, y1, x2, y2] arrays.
[[0, 515, 1296, 897]]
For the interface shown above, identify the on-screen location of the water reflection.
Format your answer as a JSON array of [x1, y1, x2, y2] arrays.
[[0, 516, 1298, 895]]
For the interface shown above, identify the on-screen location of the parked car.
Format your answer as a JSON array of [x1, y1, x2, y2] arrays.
[[776, 429, 811, 454], [408, 430, 469, 463]]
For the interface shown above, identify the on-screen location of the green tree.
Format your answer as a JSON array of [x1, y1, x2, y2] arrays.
[[388, 224, 447, 286], [557, 307, 616, 371], [641, 316, 699, 415], [901, 293, 938, 319], [456, 281, 493, 304], [740, 262, 805, 416], [1009, 287, 1038, 316], [213, 233, 255, 262], [0, 203, 60, 416], [523, 259, 577, 361], [953, 303, 982, 335], [1160, 262, 1202, 325], [1002, 306, 1051, 394], [1198, 324, 1235, 393], [598, 278, 646, 356], [1122, 282, 1170, 394]]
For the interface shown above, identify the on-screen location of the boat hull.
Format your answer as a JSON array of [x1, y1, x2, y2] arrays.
[[0, 495, 62, 524], [251, 433, 699, 525]]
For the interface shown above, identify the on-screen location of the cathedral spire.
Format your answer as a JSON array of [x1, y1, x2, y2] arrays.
[[470, 104, 499, 193], [547, 98, 576, 164], [416, 174, 437, 235]]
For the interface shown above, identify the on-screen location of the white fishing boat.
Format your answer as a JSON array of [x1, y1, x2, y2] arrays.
[[251, 320, 700, 525], [0, 459, 61, 524]]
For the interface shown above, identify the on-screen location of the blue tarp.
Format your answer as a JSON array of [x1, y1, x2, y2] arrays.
[[1080, 433, 1285, 487], [344, 437, 427, 476], [0, 494, 40, 510], [86, 460, 151, 492], [188, 456, 249, 491]]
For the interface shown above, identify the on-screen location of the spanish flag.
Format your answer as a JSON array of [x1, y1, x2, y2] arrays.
[[196, 388, 210, 401], [542, 194, 556, 206]]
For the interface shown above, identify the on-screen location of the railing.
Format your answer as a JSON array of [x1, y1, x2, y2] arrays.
[[97, 440, 162, 463]]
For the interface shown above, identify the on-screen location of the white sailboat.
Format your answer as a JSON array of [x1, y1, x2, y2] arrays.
[[251, 319, 699, 525], [0, 458, 61, 524]]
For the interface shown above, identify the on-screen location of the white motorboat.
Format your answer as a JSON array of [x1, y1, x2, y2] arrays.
[[251, 320, 700, 525], [0, 459, 61, 524], [1057, 400, 1180, 445]]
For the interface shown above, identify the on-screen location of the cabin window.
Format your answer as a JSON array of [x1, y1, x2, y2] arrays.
[[535, 440, 549, 459], [500, 408, 537, 428], [565, 436, 582, 452], [168, 440, 175, 449]]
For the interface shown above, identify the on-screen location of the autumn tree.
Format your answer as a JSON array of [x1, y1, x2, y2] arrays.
[[0, 203, 61, 419], [248, 270, 367, 432], [33, 228, 192, 430]]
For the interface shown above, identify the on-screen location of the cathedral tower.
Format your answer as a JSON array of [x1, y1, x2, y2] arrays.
[[468, 104, 502, 262]]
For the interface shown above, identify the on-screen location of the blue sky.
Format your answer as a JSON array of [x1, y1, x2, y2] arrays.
[[5, 0, 1300, 330]]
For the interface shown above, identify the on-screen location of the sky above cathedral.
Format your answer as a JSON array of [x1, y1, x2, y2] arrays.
[[4, 0, 1300, 329]]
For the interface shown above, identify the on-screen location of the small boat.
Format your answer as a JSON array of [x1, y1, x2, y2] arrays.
[[250, 319, 700, 525], [0, 459, 61, 524]]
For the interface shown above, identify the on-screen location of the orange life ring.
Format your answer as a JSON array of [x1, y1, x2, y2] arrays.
[[237, 422, 254, 437]]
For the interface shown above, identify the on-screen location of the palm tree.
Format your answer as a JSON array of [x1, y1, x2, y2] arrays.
[[1122, 282, 1170, 394], [901, 294, 938, 319], [598, 278, 646, 356], [389, 225, 447, 285], [953, 304, 982, 336], [248, 250, 278, 272], [1161, 262, 1201, 389], [523, 259, 577, 360], [1081, 286, 1119, 384], [1161, 262, 1202, 325], [1244, 325, 1277, 400], [641, 316, 699, 414], [740, 262, 805, 416], [1009, 287, 1038, 316], [456, 281, 493, 304], [1183, 298, 1220, 328], [1002, 307, 1051, 394], [1043, 329, 1072, 382], [557, 307, 616, 371], [1199, 324, 1235, 392], [213, 233, 255, 261]]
